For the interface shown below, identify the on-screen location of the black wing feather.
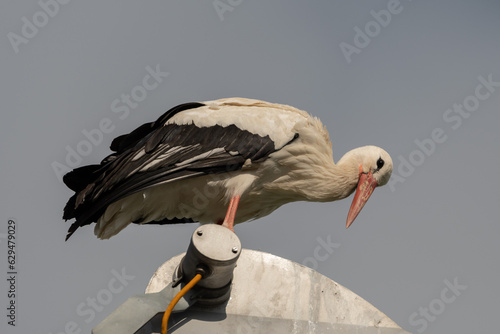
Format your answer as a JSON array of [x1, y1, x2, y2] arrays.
[[63, 102, 289, 240], [110, 102, 204, 153]]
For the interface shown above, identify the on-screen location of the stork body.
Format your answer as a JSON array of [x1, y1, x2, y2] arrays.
[[63, 98, 392, 240]]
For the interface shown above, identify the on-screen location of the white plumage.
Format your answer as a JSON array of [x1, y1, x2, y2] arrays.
[[63, 98, 393, 240], [168, 98, 306, 148]]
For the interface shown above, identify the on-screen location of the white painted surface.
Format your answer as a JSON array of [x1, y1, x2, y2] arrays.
[[145, 249, 411, 333]]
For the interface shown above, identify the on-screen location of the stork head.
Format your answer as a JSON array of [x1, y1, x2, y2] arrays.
[[338, 146, 393, 228]]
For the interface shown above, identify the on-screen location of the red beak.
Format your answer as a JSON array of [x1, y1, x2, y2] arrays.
[[346, 171, 377, 228]]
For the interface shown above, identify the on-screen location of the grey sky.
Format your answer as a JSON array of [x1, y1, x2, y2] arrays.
[[1, 1, 499, 333]]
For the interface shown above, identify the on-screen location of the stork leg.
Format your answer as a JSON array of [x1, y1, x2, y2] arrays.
[[221, 195, 240, 232]]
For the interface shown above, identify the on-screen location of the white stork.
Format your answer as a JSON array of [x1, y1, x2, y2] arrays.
[[63, 98, 393, 240]]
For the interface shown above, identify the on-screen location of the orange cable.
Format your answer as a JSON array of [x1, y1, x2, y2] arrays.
[[161, 273, 203, 334]]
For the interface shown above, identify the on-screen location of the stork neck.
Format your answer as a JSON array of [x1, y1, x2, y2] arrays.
[[262, 147, 360, 203], [306, 159, 358, 202], [269, 158, 359, 203]]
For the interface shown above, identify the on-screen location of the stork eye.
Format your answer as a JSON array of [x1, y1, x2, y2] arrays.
[[376, 158, 384, 169]]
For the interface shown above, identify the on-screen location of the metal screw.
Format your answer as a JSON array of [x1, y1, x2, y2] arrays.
[[232, 247, 238, 254], [197, 230, 203, 236]]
